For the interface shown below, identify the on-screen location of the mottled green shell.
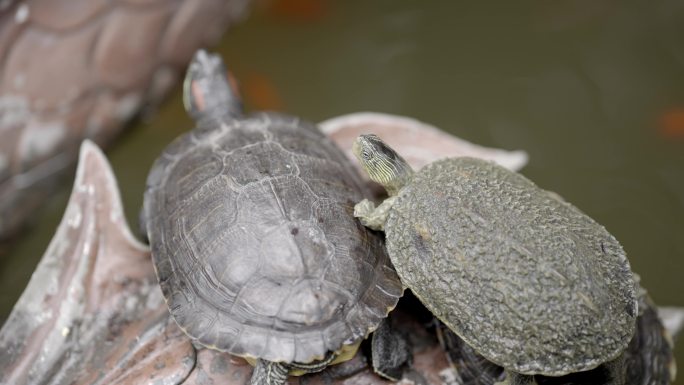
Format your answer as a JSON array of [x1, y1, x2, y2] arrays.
[[143, 113, 402, 364], [440, 289, 673, 384], [387, 157, 637, 375]]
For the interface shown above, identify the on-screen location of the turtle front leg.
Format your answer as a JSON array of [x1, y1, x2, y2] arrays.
[[251, 359, 289, 385], [354, 197, 396, 231], [371, 319, 412, 381]]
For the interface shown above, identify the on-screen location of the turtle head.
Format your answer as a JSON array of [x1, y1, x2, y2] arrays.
[[183, 50, 243, 122], [353, 134, 413, 196]]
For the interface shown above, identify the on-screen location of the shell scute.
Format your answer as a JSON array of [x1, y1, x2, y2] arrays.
[[212, 120, 267, 151], [387, 157, 637, 375], [211, 226, 262, 290], [164, 150, 224, 205], [144, 112, 402, 364], [278, 279, 345, 325], [224, 142, 298, 186]]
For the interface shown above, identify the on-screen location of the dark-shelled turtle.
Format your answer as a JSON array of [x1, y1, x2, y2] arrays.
[[142, 52, 403, 385], [352, 134, 638, 384], [436, 290, 675, 385]]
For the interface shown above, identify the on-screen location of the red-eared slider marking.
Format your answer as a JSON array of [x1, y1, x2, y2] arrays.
[[143, 52, 402, 385]]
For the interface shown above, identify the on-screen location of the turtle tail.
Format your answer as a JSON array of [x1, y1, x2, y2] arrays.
[[183, 50, 243, 122]]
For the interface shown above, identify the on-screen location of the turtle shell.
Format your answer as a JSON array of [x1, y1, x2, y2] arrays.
[[439, 289, 674, 384], [143, 112, 402, 364], [386, 157, 637, 375]]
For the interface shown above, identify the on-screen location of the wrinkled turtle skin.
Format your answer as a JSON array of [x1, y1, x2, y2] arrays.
[[142, 80, 402, 369], [386, 157, 637, 375], [438, 291, 674, 385]]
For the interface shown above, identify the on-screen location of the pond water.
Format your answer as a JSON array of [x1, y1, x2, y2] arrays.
[[1, 0, 683, 382]]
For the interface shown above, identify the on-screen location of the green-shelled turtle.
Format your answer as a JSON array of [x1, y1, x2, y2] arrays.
[[352, 134, 638, 384]]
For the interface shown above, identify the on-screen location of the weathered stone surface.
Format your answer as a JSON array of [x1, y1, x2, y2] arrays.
[[27, 0, 110, 31], [119, 0, 170, 6], [0, 9, 22, 60], [93, 5, 174, 91], [0, 141, 195, 385], [2, 25, 98, 109], [320, 112, 529, 174], [182, 351, 254, 385], [160, 0, 247, 67], [0, 0, 251, 240], [16, 117, 68, 169]]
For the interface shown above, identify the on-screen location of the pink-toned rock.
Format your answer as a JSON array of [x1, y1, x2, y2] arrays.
[[0, 0, 251, 240], [16, 118, 67, 169], [183, 350, 254, 385], [0, 141, 195, 385], [27, 0, 110, 31], [0, 9, 21, 60], [119, 0, 171, 6], [321, 112, 529, 173], [161, 1, 248, 67], [2, 25, 97, 109], [93, 5, 175, 91]]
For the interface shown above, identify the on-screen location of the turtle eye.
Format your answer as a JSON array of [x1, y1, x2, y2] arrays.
[[361, 149, 372, 160]]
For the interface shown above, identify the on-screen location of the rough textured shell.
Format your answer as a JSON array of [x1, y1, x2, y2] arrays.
[[143, 113, 402, 364], [386, 157, 637, 375], [439, 289, 673, 385]]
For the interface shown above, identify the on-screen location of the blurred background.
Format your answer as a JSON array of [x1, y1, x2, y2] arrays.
[[0, 0, 683, 382]]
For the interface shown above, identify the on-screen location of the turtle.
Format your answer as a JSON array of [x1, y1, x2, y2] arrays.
[[141, 51, 404, 385], [351, 134, 639, 385], [436, 289, 675, 385]]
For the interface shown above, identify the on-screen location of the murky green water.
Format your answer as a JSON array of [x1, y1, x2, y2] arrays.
[[1, 0, 683, 381]]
